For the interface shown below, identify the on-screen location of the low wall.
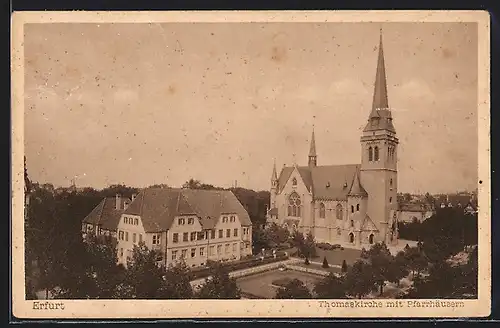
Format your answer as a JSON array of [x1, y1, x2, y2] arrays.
[[191, 258, 296, 289], [284, 264, 331, 277]]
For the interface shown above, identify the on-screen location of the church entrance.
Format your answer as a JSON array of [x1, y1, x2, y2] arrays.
[[349, 233, 354, 244], [369, 234, 374, 244]]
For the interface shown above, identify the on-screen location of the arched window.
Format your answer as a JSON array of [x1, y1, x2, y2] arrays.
[[336, 204, 343, 220], [368, 146, 373, 161], [374, 146, 379, 161], [356, 204, 360, 211], [350, 220, 354, 228], [349, 233, 354, 243], [390, 178, 393, 187], [389, 197, 393, 204], [288, 192, 301, 217], [319, 203, 326, 218], [369, 234, 374, 244], [292, 177, 297, 186], [351, 205, 354, 213]]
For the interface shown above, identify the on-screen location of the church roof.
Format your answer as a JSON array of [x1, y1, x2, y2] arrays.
[[278, 164, 364, 201], [309, 129, 317, 157], [363, 30, 396, 134], [348, 169, 368, 197], [372, 31, 389, 112], [271, 160, 278, 181]]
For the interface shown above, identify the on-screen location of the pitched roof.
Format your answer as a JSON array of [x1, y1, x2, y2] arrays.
[[309, 129, 317, 157], [123, 188, 252, 233], [361, 215, 379, 232], [363, 31, 396, 134], [271, 160, 278, 181], [372, 31, 389, 112], [82, 197, 127, 231], [277, 164, 363, 201], [348, 169, 368, 197]]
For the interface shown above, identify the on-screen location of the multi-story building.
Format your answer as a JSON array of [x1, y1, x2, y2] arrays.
[[82, 188, 253, 268], [267, 31, 399, 247]]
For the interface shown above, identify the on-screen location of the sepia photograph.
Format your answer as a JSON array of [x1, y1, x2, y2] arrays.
[[11, 11, 490, 318]]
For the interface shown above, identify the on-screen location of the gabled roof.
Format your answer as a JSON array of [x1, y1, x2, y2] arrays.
[[277, 164, 363, 201], [348, 169, 368, 197], [83, 197, 128, 231], [123, 188, 252, 233], [361, 215, 379, 232]]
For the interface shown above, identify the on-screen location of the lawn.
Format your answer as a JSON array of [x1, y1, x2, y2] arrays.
[[313, 247, 361, 266], [237, 269, 323, 299]]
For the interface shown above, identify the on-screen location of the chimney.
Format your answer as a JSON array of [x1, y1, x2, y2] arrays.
[[131, 193, 137, 201], [115, 193, 121, 210]]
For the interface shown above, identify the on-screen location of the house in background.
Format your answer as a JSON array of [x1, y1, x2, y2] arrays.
[[397, 203, 434, 223], [82, 188, 253, 269]]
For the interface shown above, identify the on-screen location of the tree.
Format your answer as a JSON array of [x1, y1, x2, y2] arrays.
[[123, 242, 165, 299], [361, 242, 396, 296], [392, 251, 410, 287], [344, 260, 377, 299], [300, 232, 316, 260], [81, 234, 124, 299], [322, 257, 329, 268], [182, 178, 203, 189], [252, 226, 271, 254], [196, 262, 241, 299], [275, 279, 312, 299], [266, 223, 290, 246], [341, 260, 348, 273], [403, 246, 428, 277], [290, 230, 305, 252], [314, 273, 347, 299], [157, 260, 194, 299]]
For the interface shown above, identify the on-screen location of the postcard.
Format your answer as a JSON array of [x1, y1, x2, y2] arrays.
[[11, 10, 490, 319]]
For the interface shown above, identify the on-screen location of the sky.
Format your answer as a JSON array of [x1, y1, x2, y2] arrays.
[[24, 22, 478, 194]]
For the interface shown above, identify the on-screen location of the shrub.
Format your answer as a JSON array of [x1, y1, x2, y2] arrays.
[[322, 257, 329, 268], [305, 258, 310, 265], [272, 277, 292, 288], [341, 260, 348, 273]]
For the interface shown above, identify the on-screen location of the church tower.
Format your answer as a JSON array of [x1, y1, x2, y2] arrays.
[[360, 30, 399, 245], [270, 159, 278, 208], [308, 128, 317, 168]]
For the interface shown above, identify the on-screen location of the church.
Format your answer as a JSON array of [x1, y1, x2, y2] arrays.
[[267, 32, 400, 247]]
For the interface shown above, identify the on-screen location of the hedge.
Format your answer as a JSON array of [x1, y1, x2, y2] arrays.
[[191, 254, 289, 280]]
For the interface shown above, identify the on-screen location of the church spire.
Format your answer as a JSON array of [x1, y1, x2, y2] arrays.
[[372, 29, 389, 111], [271, 158, 278, 181], [363, 28, 396, 133], [308, 124, 317, 168]]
